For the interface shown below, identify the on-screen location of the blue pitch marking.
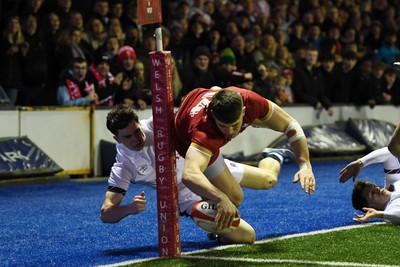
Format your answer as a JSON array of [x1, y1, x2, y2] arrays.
[[0, 160, 386, 267]]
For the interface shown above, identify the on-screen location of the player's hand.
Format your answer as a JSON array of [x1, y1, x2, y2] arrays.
[[130, 191, 146, 214], [353, 207, 382, 223], [339, 160, 363, 183], [293, 168, 316, 195], [215, 197, 239, 230]]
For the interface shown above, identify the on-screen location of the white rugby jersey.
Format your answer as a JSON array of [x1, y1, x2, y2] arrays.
[[107, 117, 201, 214], [384, 180, 400, 224]]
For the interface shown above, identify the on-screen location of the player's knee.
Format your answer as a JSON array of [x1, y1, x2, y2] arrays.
[[259, 172, 278, 189], [230, 190, 244, 206]]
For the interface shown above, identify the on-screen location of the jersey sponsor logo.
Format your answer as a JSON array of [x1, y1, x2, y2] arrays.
[[138, 164, 150, 174], [190, 92, 215, 117]]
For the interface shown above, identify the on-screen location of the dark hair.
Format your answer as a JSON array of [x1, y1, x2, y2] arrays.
[[352, 180, 374, 211], [106, 104, 139, 135], [210, 89, 243, 124]]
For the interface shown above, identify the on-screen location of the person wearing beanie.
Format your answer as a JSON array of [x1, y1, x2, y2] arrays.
[[118, 45, 137, 62], [213, 47, 253, 87], [114, 45, 147, 110], [88, 52, 120, 106], [178, 46, 217, 105]]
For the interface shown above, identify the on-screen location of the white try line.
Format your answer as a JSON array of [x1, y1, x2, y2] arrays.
[[181, 256, 400, 267], [96, 223, 385, 267]]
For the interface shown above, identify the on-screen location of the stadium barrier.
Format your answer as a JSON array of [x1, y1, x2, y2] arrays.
[[1, 104, 400, 178]]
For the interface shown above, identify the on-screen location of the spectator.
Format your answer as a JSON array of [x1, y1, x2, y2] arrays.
[[96, 35, 121, 75], [332, 51, 359, 104], [90, 0, 110, 28], [19, 14, 48, 106], [114, 45, 147, 110], [89, 52, 120, 106], [54, 0, 73, 29], [168, 23, 191, 72], [179, 46, 217, 102], [109, 0, 124, 21], [253, 33, 277, 63], [352, 59, 373, 106], [287, 20, 308, 54], [107, 17, 125, 46], [274, 45, 295, 69], [82, 17, 107, 51], [367, 60, 386, 108], [124, 25, 142, 52], [213, 47, 253, 87], [54, 26, 94, 79], [364, 21, 383, 57], [292, 47, 333, 116], [319, 53, 340, 103], [41, 12, 62, 105], [320, 25, 342, 61], [306, 24, 323, 51], [375, 31, 400, 65], [280, 68, 295, 104], [383, 67, 400, 106], [68, 11, 88, 42], [0, 16, 26, 105], [230, 33, 258, 74], [57, 57, 99, 106], [253, 60, 274, 100], [272, 75, 290, 106]]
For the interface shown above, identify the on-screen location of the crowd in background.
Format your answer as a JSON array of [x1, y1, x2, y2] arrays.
[[1, 0, 400, 112]]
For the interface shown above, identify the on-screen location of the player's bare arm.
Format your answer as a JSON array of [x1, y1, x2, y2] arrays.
[[182, 146, 239, 229], [253, 103, 316, 194], [100, 190, 146, 223], [339, 160, 363, 183], [353, 208, 384, 223]]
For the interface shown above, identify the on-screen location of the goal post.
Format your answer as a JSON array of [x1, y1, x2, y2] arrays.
[[138, 0, 181, 257]]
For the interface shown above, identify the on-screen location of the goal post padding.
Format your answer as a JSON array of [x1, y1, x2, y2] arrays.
[[149, 51, 181, 257]]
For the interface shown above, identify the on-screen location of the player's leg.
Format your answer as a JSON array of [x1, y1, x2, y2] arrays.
[[205, 154, 244, 206], [224, 148, 295, 190], [217, 218, 256, 244]]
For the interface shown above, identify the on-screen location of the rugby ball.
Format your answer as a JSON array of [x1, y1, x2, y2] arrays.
[[191, 200, 240, 234]]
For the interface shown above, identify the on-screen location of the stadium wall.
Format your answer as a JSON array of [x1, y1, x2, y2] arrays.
[[1, 105, 399, 177]]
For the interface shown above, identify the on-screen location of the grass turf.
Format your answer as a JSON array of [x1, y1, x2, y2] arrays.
[[118, 223, 400, 267]]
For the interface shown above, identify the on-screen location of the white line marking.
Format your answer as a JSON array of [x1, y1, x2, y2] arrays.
[[181, 256, 400, 267], [96, 223, 386, 267]]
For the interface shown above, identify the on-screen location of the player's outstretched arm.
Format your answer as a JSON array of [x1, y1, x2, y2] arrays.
[[257, 103, 316, 194], [100, 191, 146, 223], [339, 160, 363, 183]]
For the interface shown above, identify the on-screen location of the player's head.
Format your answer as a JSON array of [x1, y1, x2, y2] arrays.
[[210, 89, 245, 139], [352, 180, 391, 211], [106, 104, 145, 151]]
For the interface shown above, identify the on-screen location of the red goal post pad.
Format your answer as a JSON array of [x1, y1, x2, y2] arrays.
[[150, 51, 181, 257]]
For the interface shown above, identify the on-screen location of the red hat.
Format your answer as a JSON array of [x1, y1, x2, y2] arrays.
[[281, 68, 294, 78], [118, 46, 136, 62]]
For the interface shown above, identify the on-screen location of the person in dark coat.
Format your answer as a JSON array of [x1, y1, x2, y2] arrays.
[[178, 46, 217, 104], [292, 46, 333, 116]]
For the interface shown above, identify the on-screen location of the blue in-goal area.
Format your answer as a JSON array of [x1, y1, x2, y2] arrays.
[[0, 160, 386, 267]]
